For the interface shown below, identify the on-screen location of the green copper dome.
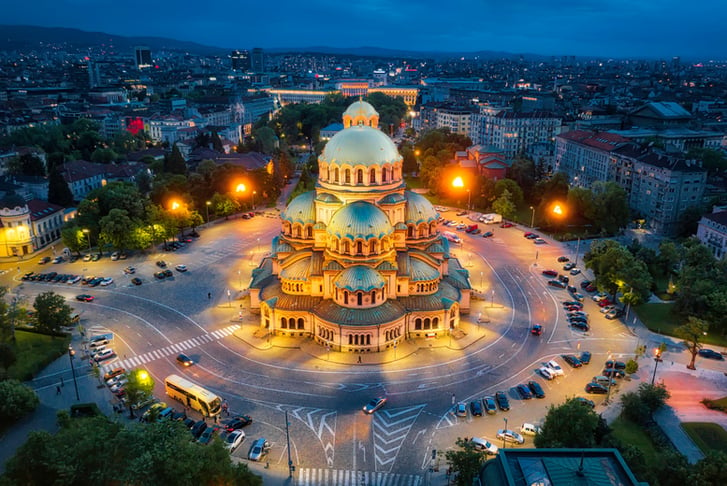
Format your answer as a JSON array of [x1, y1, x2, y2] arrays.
[[405, 191, 438, 225], [327, 201, 393, 241], [281, 191, 316, 224], [316, 192, 342, 204], [334, 265, 386, 292], [409, 259, 440, 282], [378, 192, 407, 205], [320, 126, 402, 168]]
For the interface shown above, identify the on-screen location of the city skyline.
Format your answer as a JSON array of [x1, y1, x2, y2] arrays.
[[3, 0, 726, 59]]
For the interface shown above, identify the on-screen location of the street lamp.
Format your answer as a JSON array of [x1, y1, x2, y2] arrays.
[[82, 229, 92, 255], [651, 348, 663, 385], [529, 206, 535, 228], [238, 270, 242, 290], [502, 417, 508, 449], [68, 345, 80, 401], [491, 290, 495, 308], [479, 271, 483, 290], [252, 190, 257, 210], [205, 201, 211, 225], [466, 189, 471, 210]]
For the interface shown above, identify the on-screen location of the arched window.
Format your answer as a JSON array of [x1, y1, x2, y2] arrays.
[[357, 169, 363, 184], [369, 240, 377, 253], [344, 169, 351, 184], [334, 167, 339, 182], [344, 291, 349, 304], [356, 241, 363, 254], [415, 318, 422, 330], [281, 317, 288, 329], [424, 318, 431, 329], [369, 168, 376, 184], [370, 289, 376, 303], [342, 240, 350, 254], [306, 226, 312, 238], [382, 167, 388, 182], [366, 335, 371, 345], [407, 225, 414, 238], [357, 292, 363, 306], [298, 318, 304, 329], [433, 317, 439, 328], [348, 335, 353, 345]]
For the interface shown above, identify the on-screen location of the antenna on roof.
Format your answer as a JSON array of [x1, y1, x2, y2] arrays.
[[576, 450, 585, 477]]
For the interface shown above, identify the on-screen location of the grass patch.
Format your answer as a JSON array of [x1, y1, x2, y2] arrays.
[[610, 417, 661, 464], [701, 397, 727, 413], [7, 330, 71, 381], [634, 303, 681, 336], [404, 176, 424, 189], [682, 422, 727, 454]]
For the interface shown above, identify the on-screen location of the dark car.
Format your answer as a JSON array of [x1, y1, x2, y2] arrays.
[[580, 280, 592, 289], [191, 420, 208, 439], [574, 397, 596, 408], [562, 300, 582, 307], [603, 368, 626, 378], [176, 353, 194, 367], [131, 277, 142, 286], [197, 425, 219, 445], [530, 324, 543, 336], [222, 415, 253, 432], [698, 349, 724, 360], [548, 280, 566, 289], [605, 360, 626, 370], [156, 260, 167, 268], [516, 384, 533, 400], [163, 269, 173, 278], [528, 381, 545, 399], [470, 400, 483, 417], [483, 396, 497, 415], [561, 354, 582, 368], [542, 269, 558, 277], [557, 256, 570, 262], [579, 351, 592, 365], [557, 275, 569, 284], [76, 294, 94, 302], [182, 417, 196, 429], [570, 321, 590, 331], [494, 391, 510, 411], [585, 382, 609, 394]]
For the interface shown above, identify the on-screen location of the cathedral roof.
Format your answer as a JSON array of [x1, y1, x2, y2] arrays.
[[344, 100, 378, 120], [378, 192, 407, 205], [334, 265, 386, 292], [281, 191, 316, 224], [405, 191, 438, 225], [280, 256, 311, 281], [313, 299, 406, 326], [315, 192, 342, 204], [409, 258, 440, 282], [319, 125, 401, 168], [327, 201, 393, 241]]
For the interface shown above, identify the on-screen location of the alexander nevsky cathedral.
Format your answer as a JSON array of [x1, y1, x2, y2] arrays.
[[249, 101, 471, 353]]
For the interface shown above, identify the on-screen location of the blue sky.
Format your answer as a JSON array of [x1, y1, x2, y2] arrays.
[[3, 0, 726, 59]]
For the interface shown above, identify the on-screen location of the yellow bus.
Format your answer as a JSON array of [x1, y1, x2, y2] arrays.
[[164, 374, 222, 417]]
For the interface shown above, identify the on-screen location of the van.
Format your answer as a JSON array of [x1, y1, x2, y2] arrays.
[[520, 423, 541, 436]]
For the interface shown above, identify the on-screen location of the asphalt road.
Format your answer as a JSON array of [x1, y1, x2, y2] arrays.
[[1, 210, 643, 481]]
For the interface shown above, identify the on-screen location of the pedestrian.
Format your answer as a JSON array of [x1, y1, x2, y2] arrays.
[[214, 414, 218, 424], [56, 385, 61, 395], [222, 400, 229, 416], [357, 355, 362, 364], [208, 292, 211, 300], [60, 377, 64, 387]]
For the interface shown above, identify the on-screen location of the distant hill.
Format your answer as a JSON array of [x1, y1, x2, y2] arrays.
[[0, 25, 547, 60], [0, 25, 227, 55]]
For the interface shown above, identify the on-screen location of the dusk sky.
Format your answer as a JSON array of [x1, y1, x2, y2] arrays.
[[4, 0, 726, 59]]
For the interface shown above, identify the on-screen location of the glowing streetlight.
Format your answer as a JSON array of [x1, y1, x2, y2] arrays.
[[452, 176, 464, 188], [552, 204, 564, 216], [235, 183, 246, 194], [170, 201, 180, 211], [81, 229, 92, 255], [205, 201, 211, 224], [252, 190, 257, 210], [138, 370, 149, 382], [68, 345, 80, 401], [529, 206, 535, 228]]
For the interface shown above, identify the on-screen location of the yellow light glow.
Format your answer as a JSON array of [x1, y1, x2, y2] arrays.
[[170, 201, 180, 210], [452, 176, 464, 188], [236, 183, 246, 193], [138, 370, 149, 381]]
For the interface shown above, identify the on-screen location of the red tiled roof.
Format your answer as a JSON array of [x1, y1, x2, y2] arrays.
[[27, 199, 63, 221], [557, 130, 632, 151]]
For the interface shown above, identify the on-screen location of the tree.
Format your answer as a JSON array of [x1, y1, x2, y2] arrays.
[[676, 205, 706, 238], [688, 451, 727, 485], [583, 239, 652, 303], [675, 317, 709, 370], [0, 380, 39, 423], [33, 292, 73, 334], [47, 168, 74, 206], [99, 208, 135, 251], [534, 398, 600, 448], [494, 178, 524, 208], [90, 147, 119, 163], [164, 144, 187, 175], [590, 181, 630, 235], [625, 359, 639, 374], [492, 189, 517, 220], [124, 369, 155, 418], [620, 383, 670, 424], [8, 153, 46, 176], [445, 438, 487, 486]]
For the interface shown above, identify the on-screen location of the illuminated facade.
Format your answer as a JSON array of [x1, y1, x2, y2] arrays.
[[249, 101, 471, 353], [0, 194, 32, 258]]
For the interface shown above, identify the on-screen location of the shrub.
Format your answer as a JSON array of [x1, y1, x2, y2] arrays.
[[0, 380, 40, 423]]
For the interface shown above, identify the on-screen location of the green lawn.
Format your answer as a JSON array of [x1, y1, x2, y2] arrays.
[[7, 330, 71, 381], [609, 417, 660, 464], [682, 422, 727, 454], [634, 303, 727, 347], [404, 176, 424, 189]]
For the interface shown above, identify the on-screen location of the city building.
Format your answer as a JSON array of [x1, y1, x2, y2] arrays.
[[251, 48, 265, 72], [249, 101, 471, 353], [471, 109, 561, 159], [629, 101, 692, 129], [419, 103, 477, 136], [555, 130, 632, 187], [697, 208, 727, 259], [230, 50, 250, 71], [0, 192, 32, 258], [267, 88, 337, 106], [27, 199, 64, 250], [135, 46, 152, 70], [58, 160, 107, 202]]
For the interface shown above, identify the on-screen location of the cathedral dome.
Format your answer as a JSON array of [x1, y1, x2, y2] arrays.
[[334, 265, 386, 292], [281, 191, 316, 224], [404, 190, 438, 225], [327, 201, 392, 241], [319, 126, 401, 169], [343, 100, 378, 120]]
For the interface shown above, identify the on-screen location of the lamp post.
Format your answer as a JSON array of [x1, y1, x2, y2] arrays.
[[479, 271, 483, 290], [82, 229, 92, 255], [68, 345, 80, 401], [502, 417, 508, 449], [529, 206, 535, 228], [226, 289, 231, 308], [651, 349, 662, 385], [205, 201, 211, 225], [605, 353, 613, 404], [252, 191, 257, 210], [491, 290, 495, 308], [466, 189, 471, 211], [574, 237, 581, 266], [285, 410, 294, 477]]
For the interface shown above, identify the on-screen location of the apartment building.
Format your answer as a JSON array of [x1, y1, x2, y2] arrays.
[[697, 208, 727, 259], [471, 109, 561, 159]]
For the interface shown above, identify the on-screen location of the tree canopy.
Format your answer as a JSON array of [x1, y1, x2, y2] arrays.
[[534, 398, 601, 448]]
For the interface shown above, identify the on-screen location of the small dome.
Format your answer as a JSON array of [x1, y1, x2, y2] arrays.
[[315, 192, 342, 204], [405, 191, 438, 225], [410, 259, 440, 282], [281, 191, 316, 224], [378, 192, 406, 205], [319, 126, 401, 169], [343, 100, 378, 120], [334, 265, 386, 292], [0, 192, 27, 210], [327, 201, 393, 241]]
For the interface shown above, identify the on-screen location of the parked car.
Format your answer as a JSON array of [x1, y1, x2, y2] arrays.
[[496, 429, 525, 444], [156, 260, 167, 268], [103, 368, 125, 381], [557, 256, 570, 262], [534, 238, 547, 245], [222, 415, 253, 432], [538, 367, 555, 380], [500, 222, 513, 228], [494, 391, 510, 411], [545, 360, 564, 376], [603, 368, 626, 378], [131, 277, 142, 286], [455, 402, 467, 417], [528, 381, 545, 398], [363, 397, 387, 414], [516, 384, 533, 400], [520, 423, 541, 436], [223, 429, 246, 452], [123, 266, 136, 274], [563, 262, 576, 270], [541, 270, 558, 277], [175, 264, 188, 272], [548, 280, 566, 289], [191, 420, 208, 439], [570, 321, 590, 331], [570, 268, 581, 275], [698, 349, 725, 360], [248, 438, 271, 461], [470, 437, 499, 455], [605, 309, 624, 320], [574, 397, 596, 408], [470, 400, 483, 417], [197, 425, 219, 445], [94, 349, 116, 362], [585, 382, 609, 394], [561, 354, 582, 368], [605, 360, 626, 370], [592, 375, 617, 387], [76, 294, 94, 302], [483, 396, 497, 415]]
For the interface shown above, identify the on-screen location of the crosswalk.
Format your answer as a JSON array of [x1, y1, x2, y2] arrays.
[[99, 324, 240, 373], [296, 468, 422, 486]]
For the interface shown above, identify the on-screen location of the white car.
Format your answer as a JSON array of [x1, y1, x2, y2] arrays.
[[545, 360, 564, 376], [496, 429, 525, 444], [592, 292, 608, 302], [223, 429, 246, 452], [175, 264, 188, 272], [67, 275, 81, 284], [94, 348, 116, 362], [600, 305, 616, 314], [109, 379, 128, 393], [100, 277, 114, 286], [538, 367, 555, 380], [363, 397, 387, 414], [470, 437, 499, 455]]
